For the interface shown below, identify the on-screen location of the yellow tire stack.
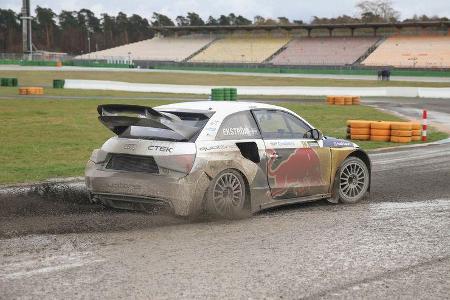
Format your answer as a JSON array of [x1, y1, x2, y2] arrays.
[[347, 120, 423, 144], [18, 87, 44, 95], [411, 123, 422, 141], [370, 121, 391, 142], [344, 96, 353, 105], [347, 120, 371, 140], [334, 96, 345, 105], [326, 96, 335, 105], [390, 122, 412, 143], [326, 95, 361, 105]]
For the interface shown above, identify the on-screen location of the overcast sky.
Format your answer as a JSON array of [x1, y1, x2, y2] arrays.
[[2, 0, 449, 22]]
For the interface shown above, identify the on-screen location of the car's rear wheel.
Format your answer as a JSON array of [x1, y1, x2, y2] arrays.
[[206, 169, 249, 219], [338, 157, 369, 203]]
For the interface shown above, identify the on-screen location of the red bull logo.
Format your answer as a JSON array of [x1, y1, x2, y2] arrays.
[[267, 148, 322, 198]]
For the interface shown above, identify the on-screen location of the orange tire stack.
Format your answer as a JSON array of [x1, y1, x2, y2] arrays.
[[18, 87, 44, 95], [347, 120, 371, 140], [326, 96, 335, 105], [370, 121, 391, 142], [352, 96, 361, 105], [411, 123, 422, 141], [344, 96, 353, 105], [390, 122, 412, 143], [326, 95, 361, 105], [334, 96, 345, 105]]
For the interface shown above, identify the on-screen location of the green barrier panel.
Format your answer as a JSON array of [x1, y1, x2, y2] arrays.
[[223, 88, 231, 101], [155, 65, 450, 78], [0, 59, 20, 65], [0, 78, 18, 87], [211, 87, 238, 101], [20, 60, 57, 67], [53, 79, 65, 89]]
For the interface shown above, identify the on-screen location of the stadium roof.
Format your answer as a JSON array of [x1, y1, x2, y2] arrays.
[[152, 21, 450, 33]]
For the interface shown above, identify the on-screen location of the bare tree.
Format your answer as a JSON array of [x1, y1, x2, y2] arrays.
[[356, 0, 400, 22]]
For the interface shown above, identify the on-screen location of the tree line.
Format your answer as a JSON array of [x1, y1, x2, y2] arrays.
[[0, 0, 448, 55]]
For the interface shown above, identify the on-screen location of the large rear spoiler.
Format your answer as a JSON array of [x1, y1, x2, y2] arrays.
[[97, 104, 200, 140]]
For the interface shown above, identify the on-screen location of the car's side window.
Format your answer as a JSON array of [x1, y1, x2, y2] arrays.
[[253, 110, 312, 139], [282, 112, 312, 138], [216, 111, 261, 140]]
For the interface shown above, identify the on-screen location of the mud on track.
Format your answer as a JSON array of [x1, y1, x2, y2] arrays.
[[0, 182, 186, 239]]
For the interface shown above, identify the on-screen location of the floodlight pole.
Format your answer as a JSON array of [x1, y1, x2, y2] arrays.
[[21, 0, 32, 60]]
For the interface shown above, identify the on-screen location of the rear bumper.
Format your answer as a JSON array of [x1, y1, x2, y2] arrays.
[[85, 161, 210, 216]]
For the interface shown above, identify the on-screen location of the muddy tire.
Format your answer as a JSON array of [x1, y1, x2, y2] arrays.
[[205, 169, 250, 219], [338, 157, 370, 204]]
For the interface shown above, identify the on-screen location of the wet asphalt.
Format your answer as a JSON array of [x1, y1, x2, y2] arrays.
[[0, 141, 449, 299]]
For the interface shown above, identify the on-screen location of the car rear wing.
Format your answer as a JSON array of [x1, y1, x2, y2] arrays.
[[97, 104, 200, 140]]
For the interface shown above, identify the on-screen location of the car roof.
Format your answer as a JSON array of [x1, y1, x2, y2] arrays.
[[155, 101, 290, 115]]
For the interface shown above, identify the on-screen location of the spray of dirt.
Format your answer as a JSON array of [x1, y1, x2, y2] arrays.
[[0, 182, 187, 239]]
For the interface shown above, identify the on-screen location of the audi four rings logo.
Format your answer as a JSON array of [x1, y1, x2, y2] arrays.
[[124, 144, 136, 151]]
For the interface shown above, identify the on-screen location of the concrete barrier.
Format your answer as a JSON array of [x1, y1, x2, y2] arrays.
[[64, 79, 450, 99]]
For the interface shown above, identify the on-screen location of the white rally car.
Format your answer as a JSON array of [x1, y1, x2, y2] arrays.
[[85, 101, 371, 218]]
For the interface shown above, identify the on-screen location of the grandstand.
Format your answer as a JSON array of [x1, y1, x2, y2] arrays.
[[188, 37, 290, 63], [362, 35, 450, 68], [75, 36, 214, 62], [73, 21, 450, 69], [270, 37, 379, 66]]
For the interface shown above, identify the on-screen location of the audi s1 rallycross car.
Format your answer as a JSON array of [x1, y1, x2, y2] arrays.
[[85, 101, 371, 218]]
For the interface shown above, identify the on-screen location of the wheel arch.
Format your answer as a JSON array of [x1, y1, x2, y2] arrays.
[[329, 148, 372, 203], [348, 149, 371, 176], [345, 149, 372, 192]]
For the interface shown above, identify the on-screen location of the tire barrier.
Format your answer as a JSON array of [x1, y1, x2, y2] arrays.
[[211, 88, 237, 101], [346, 120, 371, 128], [391, 136, 412, 143], [370, 135, 391, 142], [327, 95, 360, 105], [18, 87, 44, 95], [53, 79, 65, 89], [350, 128, 371, 135], [1, 77, 18, 87], [347, 120, 422, 143], [391, 122, 412, 131], [371, 129, 391, 136], [370, 121, 391, 141], [347, 120, 371, 140], [351, 134, 370, 140], [391, 129, 413, 137]]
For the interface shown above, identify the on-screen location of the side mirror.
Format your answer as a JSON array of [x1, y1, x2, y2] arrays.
[[311, 129, 322, 140], [304, 128, 323, 140]]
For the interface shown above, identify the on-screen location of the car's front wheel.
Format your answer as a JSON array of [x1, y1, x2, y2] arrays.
[[338, 157, 370, 203], [205, 169, 250, 219]]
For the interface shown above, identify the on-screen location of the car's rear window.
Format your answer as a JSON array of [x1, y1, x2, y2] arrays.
[[119, 111, 210, 142]]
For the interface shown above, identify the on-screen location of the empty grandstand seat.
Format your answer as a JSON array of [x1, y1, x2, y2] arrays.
[[75, 36, 214, 62], [189, 37, 290, 63], [362, 36, 450, 68], [271, 37, 379, 66]]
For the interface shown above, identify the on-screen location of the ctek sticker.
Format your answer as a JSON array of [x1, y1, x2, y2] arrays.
[[148, 145, 174, 153]]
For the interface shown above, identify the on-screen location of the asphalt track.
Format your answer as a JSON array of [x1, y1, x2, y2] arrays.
[[1, 139, 450, 298]]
